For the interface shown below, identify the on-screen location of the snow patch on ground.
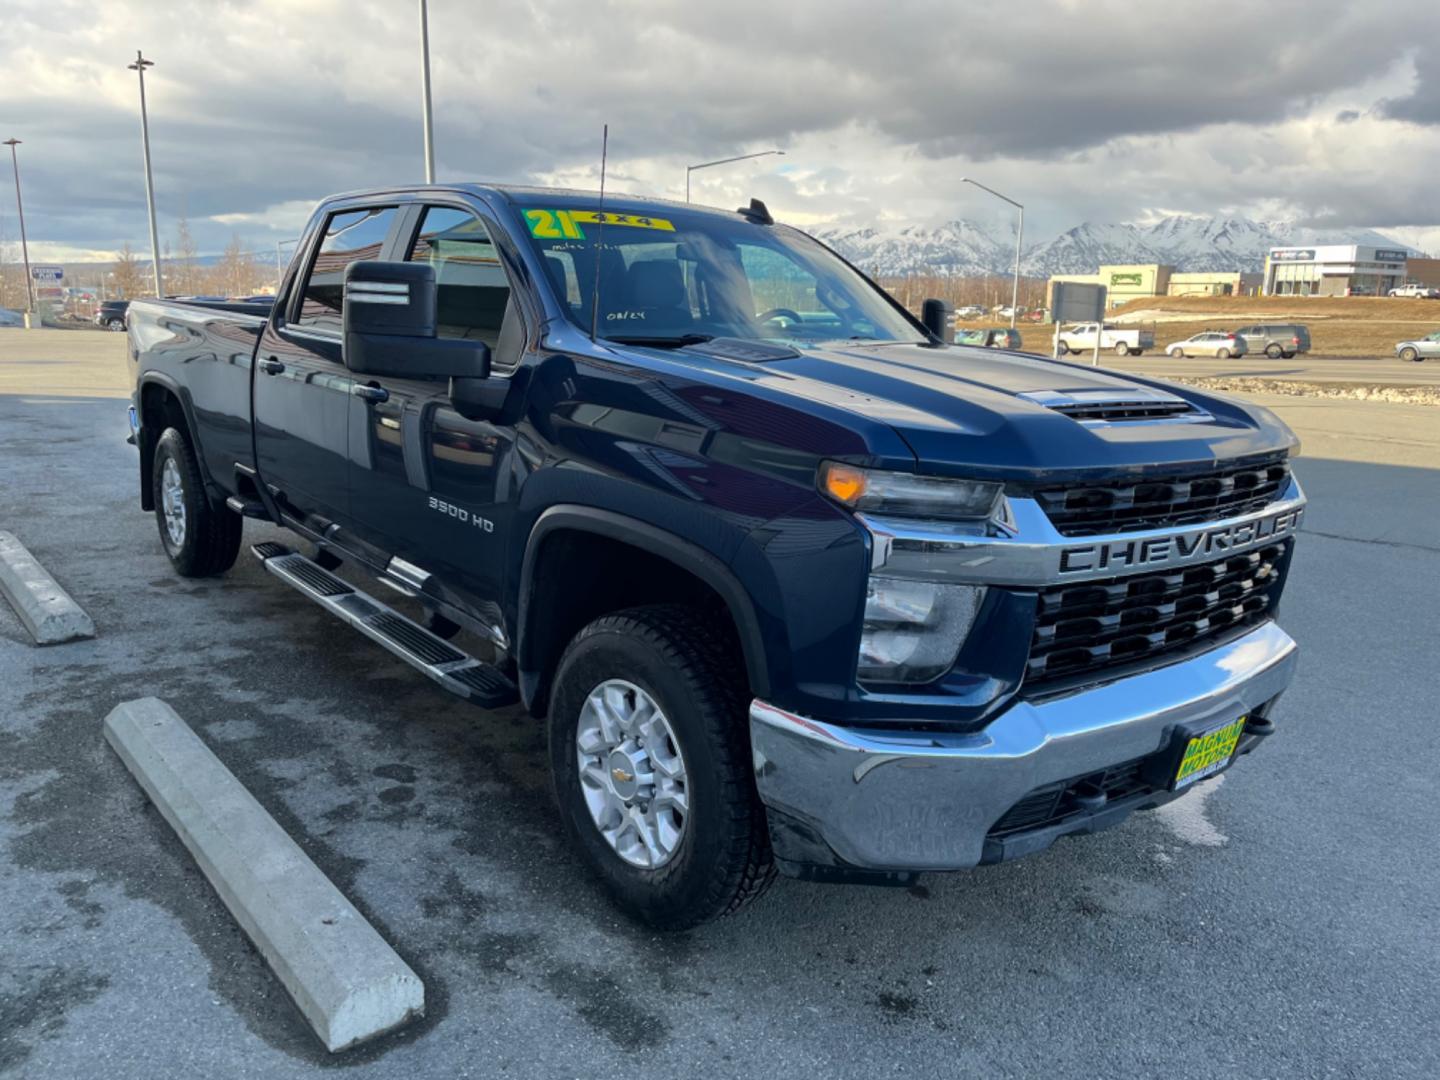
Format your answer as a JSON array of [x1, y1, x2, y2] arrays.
[[1155, 774, 1229, 847], [1169, 376, 1440, 406]]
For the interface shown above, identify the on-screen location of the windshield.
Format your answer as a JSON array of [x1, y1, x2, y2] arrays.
[[517, 204, 926, 347]]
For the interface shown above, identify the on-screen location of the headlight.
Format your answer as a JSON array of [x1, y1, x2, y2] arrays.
[[818, 461, 1001, 521], [818, 463, 1000, 686], [857, 576, 985, 684]]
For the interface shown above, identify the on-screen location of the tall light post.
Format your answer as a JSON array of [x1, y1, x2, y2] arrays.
[[960, 177, 1023, 329], [2, 138, 35, 315], [419, 0, 435, 183], [686, 150, 785, 202], [128, 50, 164, 297]]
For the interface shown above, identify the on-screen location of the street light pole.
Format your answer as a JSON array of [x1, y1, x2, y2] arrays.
[[2, 138, 35, 314], [686, 150, 785, 202], [961, 177, 1024, 329], [419, 0, 435, 183], [128, 51, 163, 297]]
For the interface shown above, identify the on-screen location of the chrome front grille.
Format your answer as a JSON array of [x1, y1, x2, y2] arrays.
[[1024, 543, 1288, 692]]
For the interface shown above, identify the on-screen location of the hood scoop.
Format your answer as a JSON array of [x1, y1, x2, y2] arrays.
[[1017, 388, 1207, 425], [681, 337, 801, 363]]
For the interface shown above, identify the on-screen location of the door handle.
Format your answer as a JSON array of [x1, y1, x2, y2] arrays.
[[260, 357, 285, 375], [352, 383, 390, 404]]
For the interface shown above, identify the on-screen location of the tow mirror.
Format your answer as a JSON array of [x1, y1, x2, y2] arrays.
[[342, 261, 490, 379], [921, 298, 953, 343]]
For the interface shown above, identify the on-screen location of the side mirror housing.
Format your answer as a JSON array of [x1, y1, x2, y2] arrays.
[[921, 298, 952, 343], [342, 261, 490, 379]]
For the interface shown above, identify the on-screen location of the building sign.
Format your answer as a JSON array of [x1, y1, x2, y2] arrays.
[[1270, 249, 1315, 262], [1109, 272, 1143, 286], [1373, 249, 1408, 263], [30, 264, 64, 282]]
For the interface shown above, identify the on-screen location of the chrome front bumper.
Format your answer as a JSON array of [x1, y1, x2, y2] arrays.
[[750, 620, 1298, 873]]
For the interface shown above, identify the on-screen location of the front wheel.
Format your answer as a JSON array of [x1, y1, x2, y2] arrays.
[[1400, 347, 1420, 362], [1056, 341, 1070, 355], [1169, 348, 1185, 358], [548, 605, 775, 929], [152, 427, 243, 577]]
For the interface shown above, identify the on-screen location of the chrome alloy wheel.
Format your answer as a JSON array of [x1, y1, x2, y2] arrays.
[[575, 679, 689, 869], [160, 457, 186, 548]]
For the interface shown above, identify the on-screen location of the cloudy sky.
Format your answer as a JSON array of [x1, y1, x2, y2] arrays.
[[3, 0, 1440, 263]]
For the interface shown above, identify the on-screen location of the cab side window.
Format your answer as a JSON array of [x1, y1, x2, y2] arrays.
[[407, 206, 517, 354], [294, 206, 398, 333]]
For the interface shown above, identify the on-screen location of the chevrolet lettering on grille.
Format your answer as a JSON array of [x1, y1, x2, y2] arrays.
[[1058, 505, 1305, 575]]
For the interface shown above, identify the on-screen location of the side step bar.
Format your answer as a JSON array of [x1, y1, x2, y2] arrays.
[[250, 542, 518, 710]]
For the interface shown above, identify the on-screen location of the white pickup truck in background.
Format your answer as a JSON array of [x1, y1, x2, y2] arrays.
[[1055, 322, 1155, 357]]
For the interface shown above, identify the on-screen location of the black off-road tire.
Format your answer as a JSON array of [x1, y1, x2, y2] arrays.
[[152, 426, 243, 577], [548, 604, 775, 929]]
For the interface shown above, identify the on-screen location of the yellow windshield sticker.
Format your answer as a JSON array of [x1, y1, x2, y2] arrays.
[[524, 209, 675, 240]]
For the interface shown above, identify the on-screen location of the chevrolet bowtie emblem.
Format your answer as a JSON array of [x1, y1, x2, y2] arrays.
[[612, 767, 634, 784]]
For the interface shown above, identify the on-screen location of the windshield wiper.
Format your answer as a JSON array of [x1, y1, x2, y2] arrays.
[[604, 333, 715, 348]]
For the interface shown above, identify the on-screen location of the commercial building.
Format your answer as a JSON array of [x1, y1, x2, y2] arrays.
[[1263, 245, 1408, 297], [1047, 265, 1260, 310], [1403, 257, 1440, 290]]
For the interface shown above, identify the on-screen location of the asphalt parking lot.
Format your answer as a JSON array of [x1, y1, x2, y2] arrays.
[[2, 331, 1438, 1078]]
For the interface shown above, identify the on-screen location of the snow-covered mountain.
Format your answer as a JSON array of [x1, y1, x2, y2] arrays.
[[812, 214, 1425, 277]]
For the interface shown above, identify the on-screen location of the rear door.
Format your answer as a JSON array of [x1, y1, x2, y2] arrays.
[[253, 203, 402, 537], [346, 200, 530, 613]]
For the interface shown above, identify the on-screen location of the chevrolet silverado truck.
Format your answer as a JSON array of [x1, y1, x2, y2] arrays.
[[127, 185, 1306, 929]]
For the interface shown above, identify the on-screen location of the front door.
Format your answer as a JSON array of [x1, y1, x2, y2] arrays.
[[253, 204, 401, 537], [346, 202, 527, 613]]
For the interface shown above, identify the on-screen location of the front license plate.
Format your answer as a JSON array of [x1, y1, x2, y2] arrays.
[[1173, 716, 1246, 789]]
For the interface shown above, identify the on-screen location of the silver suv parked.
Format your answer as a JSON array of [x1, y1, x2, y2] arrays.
[[1233, 324, 1311, 359]]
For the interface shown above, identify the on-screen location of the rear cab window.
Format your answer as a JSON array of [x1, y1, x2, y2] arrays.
[[294, 206, 399, 333]]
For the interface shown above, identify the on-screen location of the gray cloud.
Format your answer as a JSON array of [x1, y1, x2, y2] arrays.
[[1, 0, 1437, 258], [1379, 51, 1440, 124]]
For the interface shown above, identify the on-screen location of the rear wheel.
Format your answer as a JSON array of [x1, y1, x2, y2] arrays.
[[107, 318, 125, 331], [548, 605, 775, 929], [1265, 343, 1283, 359], [1400, 347, 1420, 362], [1217, 348, 1231, 359], [1114, 342, 1130, 358], [152, 427, 242, 577]]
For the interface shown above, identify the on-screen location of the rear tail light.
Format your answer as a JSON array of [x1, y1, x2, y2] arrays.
[[1292, 336, 1300, 345]]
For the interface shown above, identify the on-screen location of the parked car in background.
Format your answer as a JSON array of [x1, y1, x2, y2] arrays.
[[1054, 322, 1155, 357], [953, 304, 985, 319], [1395, 331, 1440, 362], [0, 307, 24, 328], [1165, 331, 1248, 359], [95, 299, 130, 331], [1388, 284, 1440, 299], [1233, 324, 1310, 359], [956, 326, 1022, 349]]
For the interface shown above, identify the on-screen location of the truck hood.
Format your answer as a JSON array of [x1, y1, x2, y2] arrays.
[[696, 341, 1298, 480]]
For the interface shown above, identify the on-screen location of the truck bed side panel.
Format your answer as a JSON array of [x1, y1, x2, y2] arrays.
[[129, 299, 266, 500]]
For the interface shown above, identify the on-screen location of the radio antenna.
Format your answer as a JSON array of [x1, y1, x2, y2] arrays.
[[589, 123, 609, 341]]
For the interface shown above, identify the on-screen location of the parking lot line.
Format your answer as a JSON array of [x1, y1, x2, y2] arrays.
[[102, 697, 425, 1053], [0, 529, 96, 645]]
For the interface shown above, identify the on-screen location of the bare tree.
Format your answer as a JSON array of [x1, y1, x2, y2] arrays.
[[111, 243, 148, 299], [212, 233, 256, 297], [174, 214, 199, 295]]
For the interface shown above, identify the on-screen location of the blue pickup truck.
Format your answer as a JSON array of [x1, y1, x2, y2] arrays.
[[127, 185, 1305, 928]]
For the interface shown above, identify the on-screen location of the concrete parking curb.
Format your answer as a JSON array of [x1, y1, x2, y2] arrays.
[[0, 530, 96, 645], [103, 697, 424, 1053]]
